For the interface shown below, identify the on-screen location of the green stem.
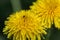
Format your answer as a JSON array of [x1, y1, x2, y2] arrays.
[[46, 29, 51, 40], [10, 0, 22, 12], [45, 28, 53, 40]]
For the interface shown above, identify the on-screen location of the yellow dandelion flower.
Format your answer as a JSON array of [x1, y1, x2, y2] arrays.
[[3, 10, 47, 40], [30, 0, 60, 29]]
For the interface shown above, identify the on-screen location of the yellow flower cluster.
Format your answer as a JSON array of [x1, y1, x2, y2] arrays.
[[30, 0, 60, 29], [3, 0, 60, 40], [3, 10, 47, 40]]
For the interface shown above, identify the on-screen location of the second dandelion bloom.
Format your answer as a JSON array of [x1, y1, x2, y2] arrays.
[[30, 0, 60, 29], [3, 10, 47, 40]]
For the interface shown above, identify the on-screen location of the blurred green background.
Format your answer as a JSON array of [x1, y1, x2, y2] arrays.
[[0, 0, 60, 40]]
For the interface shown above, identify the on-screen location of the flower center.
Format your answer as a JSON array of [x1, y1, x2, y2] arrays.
[[23, 15, 25, 18], [46, 0, 58, 15], [21, 15, 32, 28]]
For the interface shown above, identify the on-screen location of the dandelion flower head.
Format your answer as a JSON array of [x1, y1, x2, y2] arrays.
[[3, 10, 47, 40], [30, 0, 60, 29]]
